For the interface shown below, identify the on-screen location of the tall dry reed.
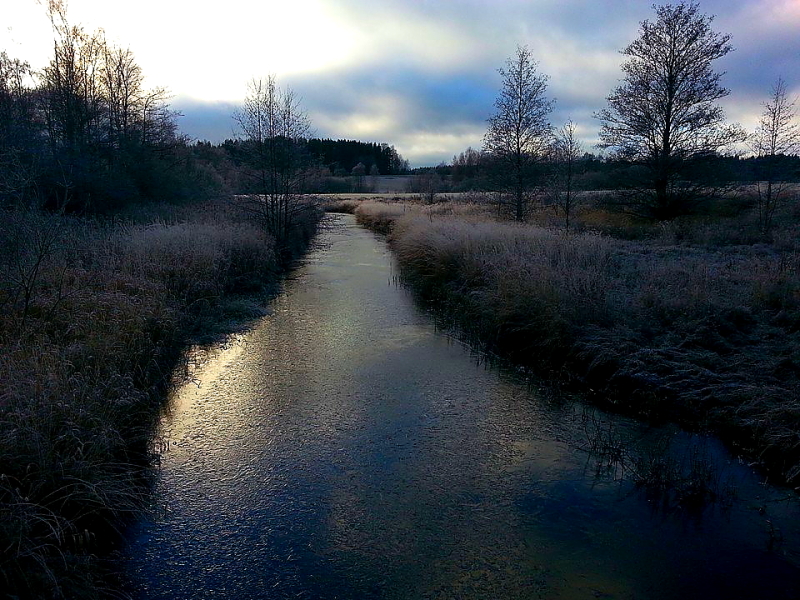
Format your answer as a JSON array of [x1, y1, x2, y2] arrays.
[[357, 201, 800, 485], [0, 202, 318, 597]]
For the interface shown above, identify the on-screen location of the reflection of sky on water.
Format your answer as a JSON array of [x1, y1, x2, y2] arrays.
[[125, 214, 800, 600]]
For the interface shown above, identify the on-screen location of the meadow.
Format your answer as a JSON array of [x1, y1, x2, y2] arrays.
[[344, 193, 800, 487], [0, 199, 320, 597]]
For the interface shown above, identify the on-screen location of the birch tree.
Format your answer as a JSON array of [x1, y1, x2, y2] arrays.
[[234, 76, 314, 254], [596, 2, 744, 219], [550, 120, 582, 231], [484, 45, 554, 221], [751, 78, 799, 234]]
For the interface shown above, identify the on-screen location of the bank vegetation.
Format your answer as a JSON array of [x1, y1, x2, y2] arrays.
[[0, 198, 320, 597], [354, 197, 800, 488]]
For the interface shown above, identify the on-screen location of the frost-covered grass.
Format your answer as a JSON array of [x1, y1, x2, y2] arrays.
[[356, 200, 800, 486], [0, 199, 320, 597]]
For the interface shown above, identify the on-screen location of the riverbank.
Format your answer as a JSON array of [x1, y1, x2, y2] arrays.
[[353, 199, 800, 488], [0, 198, 321, 598]]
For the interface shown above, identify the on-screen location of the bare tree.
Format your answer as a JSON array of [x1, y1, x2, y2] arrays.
[[101, 45, 143, 150], [451, 146, 483, 185], [409, 170, 443, 205], [369, 163, 380, 192], [234, 76, 314, 254], [484, 45, 554, 221], [596, 2, 744, 219], [751, 78, 800, 234], [40, 2, 106, 155], [0, 53, 36, 150], [550, 120, 583, 231], [0, 52, 40, 206], [351, 161, 366, 192]]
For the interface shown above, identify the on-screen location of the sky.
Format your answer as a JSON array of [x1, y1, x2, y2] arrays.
[[3, 0, 799, 166]]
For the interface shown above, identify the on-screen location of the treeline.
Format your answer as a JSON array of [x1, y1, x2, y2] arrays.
[[0, 5, 223, 214], [0, 7, 409, 215], [211, 137, 409, 194], [431, 149, 800, 192], [306, 138, 410, 175]]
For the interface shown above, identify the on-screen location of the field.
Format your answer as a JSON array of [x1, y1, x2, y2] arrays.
[[344, 193, 800, 487]]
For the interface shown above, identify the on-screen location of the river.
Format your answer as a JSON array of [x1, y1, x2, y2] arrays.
[[123, 213, 800, 599]]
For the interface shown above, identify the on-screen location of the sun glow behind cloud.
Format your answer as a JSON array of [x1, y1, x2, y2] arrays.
[[3, 0, 800, 165], [3, 0, 360, 101]]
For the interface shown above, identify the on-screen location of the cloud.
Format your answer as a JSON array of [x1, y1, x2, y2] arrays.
[[280, 67, 496, 164], [15, 0, 794, 165], [172, 98, 240, 142]]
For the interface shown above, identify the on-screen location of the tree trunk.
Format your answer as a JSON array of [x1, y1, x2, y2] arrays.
[[653, 171, 671, 219]]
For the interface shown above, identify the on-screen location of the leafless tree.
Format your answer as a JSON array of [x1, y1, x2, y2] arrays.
[[234, 76, 315, 254], [451, 146, 483, 184], [368, 163, 380, 192], [0, 52, 40, 206], [0, 52, 35, 149], [549, 120, 583, 231], [484, 45, 554, 221], [40, 1, 105, 154], [101, 45, 142, 150], [409, 170, 443, 205], [751, 78, 800, 234], [36, 0, 181, 209], [596, 2, 744, 219]]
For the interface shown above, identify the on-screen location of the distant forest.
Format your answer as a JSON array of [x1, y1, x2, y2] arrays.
[[306, 138, 410, 176], [423, 148, 800, 194]]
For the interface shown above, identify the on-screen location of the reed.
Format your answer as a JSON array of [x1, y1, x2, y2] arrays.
[[0, 200, 320, 597], [356, 201, 800, 486]]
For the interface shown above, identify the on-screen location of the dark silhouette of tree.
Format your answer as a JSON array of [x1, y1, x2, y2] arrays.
[[40, 5, 105, 173], [234, 75, 315, 255], [33, 0, 188, 210], [484, 45, 554, 221], [0, 1, 216, 211], [596, 2, 744, 219], [351, 161, 366, 191], [549, 120, 582, 231], [451, 147, 486, 188], [0, 52, 40, 206], [751, 77, 800, 234]]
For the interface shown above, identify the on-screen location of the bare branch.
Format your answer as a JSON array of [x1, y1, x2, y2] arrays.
[[595, 2, 745, 218], [484, 45, 554, 221]]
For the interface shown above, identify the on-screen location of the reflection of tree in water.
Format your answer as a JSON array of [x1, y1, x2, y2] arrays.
[[578, 409, 739, 514]]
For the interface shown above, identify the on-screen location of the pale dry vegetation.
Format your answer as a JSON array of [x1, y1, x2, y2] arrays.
[[355, 199, 800, 485], [0, 200, 316, 597]]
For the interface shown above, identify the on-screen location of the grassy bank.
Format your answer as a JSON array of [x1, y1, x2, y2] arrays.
[[355, 199, 800, 487], [0, 198, 321, 598]]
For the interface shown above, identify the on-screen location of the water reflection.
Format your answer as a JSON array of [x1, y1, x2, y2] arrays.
[[124, 214, 799, 599]]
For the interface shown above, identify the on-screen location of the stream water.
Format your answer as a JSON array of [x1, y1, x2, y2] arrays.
[[123, 213, 800, 599]]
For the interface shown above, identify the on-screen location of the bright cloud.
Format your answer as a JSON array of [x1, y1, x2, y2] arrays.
[[3, 0, 799, 165]]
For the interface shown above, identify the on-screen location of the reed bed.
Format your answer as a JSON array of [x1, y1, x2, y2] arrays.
[[356, 201, 800, 486], [0, 200, 319, 597]]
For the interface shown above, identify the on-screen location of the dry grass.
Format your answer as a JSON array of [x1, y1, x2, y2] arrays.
[[0, 200, 318, 597], [356, 200, 800, 486]]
